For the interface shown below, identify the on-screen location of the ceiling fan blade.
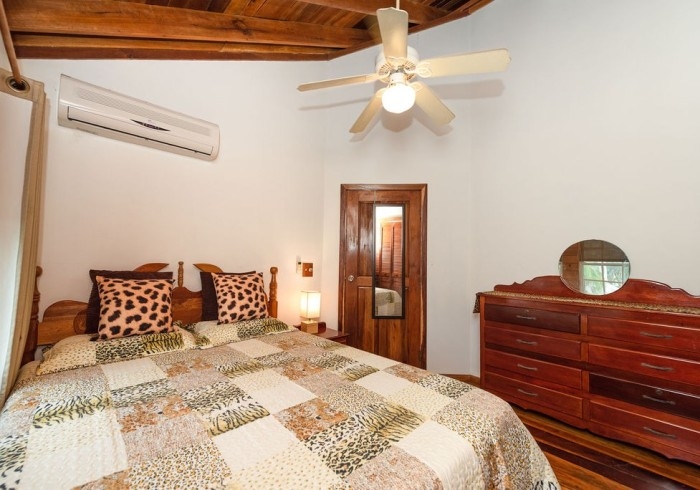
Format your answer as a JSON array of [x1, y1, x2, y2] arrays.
[[416, 49, 511, 78], [298, 73, 379, 92], [412, 82, 455, 126], [350, 89, 385, 134], [377, 7, 408, 61]]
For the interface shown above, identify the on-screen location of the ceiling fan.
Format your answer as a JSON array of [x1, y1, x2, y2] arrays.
[[297, 2, 511, 133]]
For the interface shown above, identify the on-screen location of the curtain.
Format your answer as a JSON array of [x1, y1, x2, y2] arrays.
[[0, 67, 46, 407]]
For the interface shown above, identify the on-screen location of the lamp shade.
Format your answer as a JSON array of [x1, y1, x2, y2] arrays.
[[381, 72, 416, 114], [300, 291, 321, 319], [382, 83, 415, 114]]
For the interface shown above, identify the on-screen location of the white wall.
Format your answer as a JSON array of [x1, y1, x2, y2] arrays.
[[467, 0, 700, 373], [17, 59, 327, 325], [318, 0, 700, 374], [5, 0, 700, 377]]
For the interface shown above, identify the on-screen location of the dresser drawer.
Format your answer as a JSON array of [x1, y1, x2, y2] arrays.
[[485, 304, 580, 334], [589, 373, 700, 421], [588, 316, 700, 354], [589, 401, 700, 462], [484, 348, 582, 389], [485, 372, 583, 417], [588, 344, 700, 385], [485, 326, 582, 360]]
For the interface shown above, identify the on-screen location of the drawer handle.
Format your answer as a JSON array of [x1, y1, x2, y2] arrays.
[[643, 426, 677, 439], [642, 394, 676, 405], [515, 315, 537, 321], [641, 362, 674, 372], [516, 339, 538, 346], [517, 388, 539, 397], [640, 331, 673, 339], [516, 363, 539, 371]]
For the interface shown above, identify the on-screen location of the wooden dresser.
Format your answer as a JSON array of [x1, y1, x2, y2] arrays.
[[479, 276, 700, 465]]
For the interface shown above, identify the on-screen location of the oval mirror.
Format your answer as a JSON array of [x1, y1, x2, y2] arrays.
[[558, 239, 630, 295]]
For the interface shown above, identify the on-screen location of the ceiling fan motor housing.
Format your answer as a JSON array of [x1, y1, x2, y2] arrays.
[[375, 46, 419, 82]]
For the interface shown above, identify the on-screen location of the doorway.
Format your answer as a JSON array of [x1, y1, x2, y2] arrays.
[[338, 184, 427, 368]]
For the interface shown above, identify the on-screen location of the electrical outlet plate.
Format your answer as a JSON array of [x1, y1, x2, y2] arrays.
[[302, 263, 313, 277]]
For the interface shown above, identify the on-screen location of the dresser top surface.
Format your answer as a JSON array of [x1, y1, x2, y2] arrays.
[[478, 275, 700, 316]]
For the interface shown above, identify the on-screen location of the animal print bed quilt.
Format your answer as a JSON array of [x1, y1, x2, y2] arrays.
[[0, 319, 559, 489]]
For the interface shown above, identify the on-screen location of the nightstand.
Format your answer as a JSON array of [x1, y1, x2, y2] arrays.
[[315, 328, 349, 344], [293, 322, 349, 344]]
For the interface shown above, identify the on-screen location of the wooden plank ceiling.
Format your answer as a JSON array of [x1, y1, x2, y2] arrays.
[[3, 0, 494, 61]]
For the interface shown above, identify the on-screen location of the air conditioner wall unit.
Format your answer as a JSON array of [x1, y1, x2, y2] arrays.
[[58, 75, 219, 161]]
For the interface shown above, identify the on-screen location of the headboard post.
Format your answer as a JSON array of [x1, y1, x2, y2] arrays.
[[177, 261, 184, 288], [268, 266, 278, 318], [21, 266, 42, 364]]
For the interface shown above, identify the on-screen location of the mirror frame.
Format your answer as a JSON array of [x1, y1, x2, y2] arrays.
[[559, 239, 630, 296], [372, 203, 405, 319]]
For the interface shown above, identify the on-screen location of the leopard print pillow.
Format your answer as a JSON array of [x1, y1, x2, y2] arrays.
[[212, 272, 268, 324], [96, 276, 174, 340]]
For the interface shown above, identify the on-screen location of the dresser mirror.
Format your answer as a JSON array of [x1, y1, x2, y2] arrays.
[[558, 239, 630, 295], [372, 204, 405, 318]]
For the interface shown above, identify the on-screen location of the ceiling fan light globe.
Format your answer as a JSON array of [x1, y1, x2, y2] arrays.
[[382, 83, 415, 114]]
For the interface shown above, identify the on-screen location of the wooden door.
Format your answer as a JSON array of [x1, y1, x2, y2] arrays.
[[338, 184, 427, 368]]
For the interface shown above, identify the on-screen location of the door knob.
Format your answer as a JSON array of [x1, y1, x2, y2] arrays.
[[347, 275, 355, 282]]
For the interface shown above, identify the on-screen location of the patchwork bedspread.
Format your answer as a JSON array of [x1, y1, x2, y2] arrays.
[[0, 320, 559, 489]]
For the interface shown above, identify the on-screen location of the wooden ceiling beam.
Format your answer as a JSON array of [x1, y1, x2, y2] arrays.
[[406, 0, 493, 35], [456, 0, 496, 14], [222, 1, 249, 16], [11, 33, 335, 60], [4, 0, 371, 48], [295, 0, 449, 24]]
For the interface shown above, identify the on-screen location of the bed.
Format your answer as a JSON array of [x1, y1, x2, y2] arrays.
[[0, 262, 559, 489]]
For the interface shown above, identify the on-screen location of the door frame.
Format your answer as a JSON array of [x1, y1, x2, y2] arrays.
[[338, 183, 428, 367]]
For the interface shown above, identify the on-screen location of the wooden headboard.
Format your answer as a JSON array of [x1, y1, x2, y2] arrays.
[[22, 262, 279, 364]]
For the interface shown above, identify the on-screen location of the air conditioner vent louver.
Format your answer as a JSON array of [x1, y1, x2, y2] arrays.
[[75, 86, 212, 136], [58, 75, 219, 160], [132, 120, 169, 131]]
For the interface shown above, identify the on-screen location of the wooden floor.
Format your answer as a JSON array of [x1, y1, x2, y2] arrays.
[[514, 407, 700, 490]]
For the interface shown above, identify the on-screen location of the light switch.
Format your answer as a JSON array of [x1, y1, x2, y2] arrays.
[[302, 263, 313, 277]]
